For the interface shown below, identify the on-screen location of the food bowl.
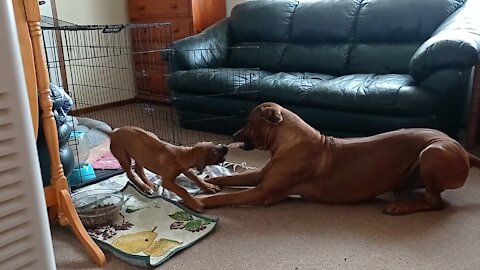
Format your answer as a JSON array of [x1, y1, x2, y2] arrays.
[[72, 189, 124, 228]]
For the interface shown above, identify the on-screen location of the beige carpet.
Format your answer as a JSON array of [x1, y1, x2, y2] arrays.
[[52, 147, 480, 270]]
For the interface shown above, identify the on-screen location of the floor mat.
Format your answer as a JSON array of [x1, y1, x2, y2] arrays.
[[79, 183, 218, 268], [70, 162, 257, 267]]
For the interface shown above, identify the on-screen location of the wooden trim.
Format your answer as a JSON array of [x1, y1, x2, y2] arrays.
[[135, 94, 171, 104], [13, 0, 38, 138], [44, 185, 56, 207], [22, 0, 107, 266], [466, 65, 480, 149], [25, 0, 68, 206], [70, 98, 137, 115]]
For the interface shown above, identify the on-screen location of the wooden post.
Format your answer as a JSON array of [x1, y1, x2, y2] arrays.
[[12, 0, 38, 138], [22, 0, 106, 266], [466, 65, 480, 149]]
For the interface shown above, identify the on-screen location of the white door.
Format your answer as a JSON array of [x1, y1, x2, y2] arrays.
[[0, 1, 56, 269]]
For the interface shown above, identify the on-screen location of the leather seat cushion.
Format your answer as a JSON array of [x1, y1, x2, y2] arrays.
[[168, 68, 272, 99], [257, 73, 440, 115], [169, 69, 440, 116]]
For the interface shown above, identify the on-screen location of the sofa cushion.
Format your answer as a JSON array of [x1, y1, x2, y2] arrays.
[[168, 68, 271, 99], [280, 44, 350, 75], [257, 73, 440, 115], [229, 0, 297, 43], [290, 0, 356, 43], [355, 0, 465, 42], [228, 0, 466, 76], [346, 43, 420, 75], [170, 69, 440, 116], [227, 42, 286, 72]]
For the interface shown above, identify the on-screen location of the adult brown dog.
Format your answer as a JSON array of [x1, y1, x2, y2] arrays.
[[201, 102, 480, 215], [101, 126, 227, 212]]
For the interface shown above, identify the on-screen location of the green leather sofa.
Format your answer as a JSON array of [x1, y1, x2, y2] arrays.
[[167, 0, 480, 138]]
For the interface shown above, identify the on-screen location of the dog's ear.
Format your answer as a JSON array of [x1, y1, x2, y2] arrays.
[[261, 106, 283, 125], [196, 164, 206, 173], [191, 146, 206, 172]]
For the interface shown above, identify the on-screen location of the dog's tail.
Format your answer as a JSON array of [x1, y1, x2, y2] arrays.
[[468, 152, 480, 168]]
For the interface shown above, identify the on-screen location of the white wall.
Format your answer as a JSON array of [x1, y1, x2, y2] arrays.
[[40, 0, 135, 110], [39, 0, 53, 17], [55, 0, 129, 24], [39, 0, 244, 110], [39, 0, 128, 24], [227, 0, 250, 16]]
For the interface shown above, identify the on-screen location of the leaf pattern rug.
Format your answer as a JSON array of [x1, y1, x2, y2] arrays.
[[83, 184, 218, 268], [74, 163, 257, 267]]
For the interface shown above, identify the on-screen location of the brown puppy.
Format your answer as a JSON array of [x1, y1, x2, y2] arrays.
[[101, 126, 228, 212], [201, 102, 480, 215]]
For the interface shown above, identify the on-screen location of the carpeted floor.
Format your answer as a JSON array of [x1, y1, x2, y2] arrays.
[[52, 146, 480, 270]]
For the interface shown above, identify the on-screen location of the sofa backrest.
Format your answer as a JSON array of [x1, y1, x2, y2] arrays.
[[227, 0, 467, 75]]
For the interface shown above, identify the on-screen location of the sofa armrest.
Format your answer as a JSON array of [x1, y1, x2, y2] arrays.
[[409, 1, 480, 82], [168, 19, 232, 71]]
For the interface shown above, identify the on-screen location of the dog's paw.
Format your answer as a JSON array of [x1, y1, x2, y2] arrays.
[[205, 176, 226, 186], [203, 183, 221, 194], [383, 201, 441, 215], [185, 199, 205, 213], [383, 204, 406, 215], [204, 177, 216, 184]]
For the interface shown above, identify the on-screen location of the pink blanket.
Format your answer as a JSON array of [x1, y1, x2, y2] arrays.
[[91, 152, 121, 170]]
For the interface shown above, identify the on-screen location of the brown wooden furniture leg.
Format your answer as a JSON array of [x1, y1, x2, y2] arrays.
[[466, 65, 480, 149], [12, 0, 38, 138], [59, 190, 107, 266], [22, 0, 107, 266], [48, 205, 59, 223]]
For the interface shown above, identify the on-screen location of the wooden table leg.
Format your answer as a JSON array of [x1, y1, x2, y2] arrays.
[[466, 65, 480, 150]]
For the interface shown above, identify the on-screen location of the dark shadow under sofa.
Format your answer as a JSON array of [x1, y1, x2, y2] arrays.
[[167, 0, 480, 139]]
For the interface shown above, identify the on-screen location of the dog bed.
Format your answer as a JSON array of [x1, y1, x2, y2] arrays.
[[68, 116, 112, 149]]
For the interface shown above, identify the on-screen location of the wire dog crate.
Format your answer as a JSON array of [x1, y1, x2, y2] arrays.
[[40, 17, 259, 188], [41, 17, 182, 141]]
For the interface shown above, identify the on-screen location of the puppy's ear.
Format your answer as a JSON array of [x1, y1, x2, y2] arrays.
[[261, 106, 283, 125]]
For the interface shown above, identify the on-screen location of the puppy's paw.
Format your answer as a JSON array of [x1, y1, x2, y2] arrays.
[[136, 183, 155, 195], [144, 188, 155, 196], [148, 182, 159, 191]]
